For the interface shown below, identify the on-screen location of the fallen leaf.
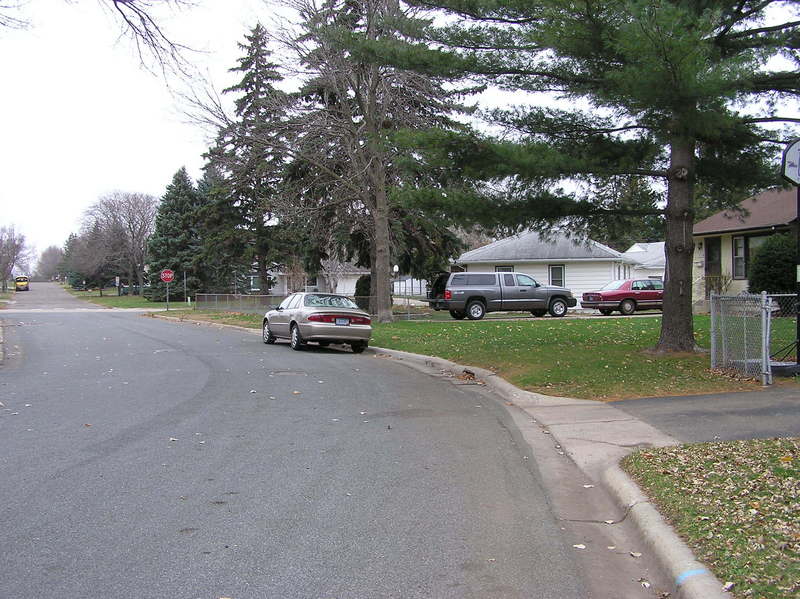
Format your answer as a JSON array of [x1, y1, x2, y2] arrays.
[[630, 552, 642, 558], [572, 544, 586, 550], [169, 437, 178, 442]]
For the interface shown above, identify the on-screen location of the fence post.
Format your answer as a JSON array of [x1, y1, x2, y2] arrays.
[[710, 293, 718, 369], [761, 291, 772, 386]]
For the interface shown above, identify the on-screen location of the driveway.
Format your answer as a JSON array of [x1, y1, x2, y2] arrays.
[[610, 386, 800, 443]]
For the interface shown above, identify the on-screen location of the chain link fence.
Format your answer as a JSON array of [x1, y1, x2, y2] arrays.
[[768, 294, 798, 363], [195, 294, 286, 314], [710, 293, 773, 384], [710, 292, 799, 385]]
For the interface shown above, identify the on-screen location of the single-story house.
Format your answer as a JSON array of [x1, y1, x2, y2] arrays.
[[267, 260, 370, 296], [621, 242, 666, 280], [692, 186, 797, 306], [455, 230, 634, 307]]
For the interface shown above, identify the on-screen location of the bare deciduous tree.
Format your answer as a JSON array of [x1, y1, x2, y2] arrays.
[[85, 191, 159, 292], [1, 1, 195, 73], [35, 245, 65, 280], [0, 225, 30, 292]]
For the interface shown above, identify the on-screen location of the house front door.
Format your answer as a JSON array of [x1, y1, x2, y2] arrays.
[[704, 237, 721, 298]]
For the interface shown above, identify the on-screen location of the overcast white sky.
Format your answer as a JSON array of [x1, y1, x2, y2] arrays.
[[0, 0, 265, 256], [1, 2, 797, 261]]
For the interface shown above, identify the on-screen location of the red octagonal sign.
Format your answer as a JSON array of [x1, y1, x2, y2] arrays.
[[160, 269, 175, 283]]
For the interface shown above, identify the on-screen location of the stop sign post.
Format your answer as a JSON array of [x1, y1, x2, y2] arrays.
[[160, 269, 175, 310]]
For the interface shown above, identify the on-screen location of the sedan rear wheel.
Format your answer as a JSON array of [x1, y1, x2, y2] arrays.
[[351, 341, 367, 354], [290, 324, 305, 350], [619, 299, 636, 315]]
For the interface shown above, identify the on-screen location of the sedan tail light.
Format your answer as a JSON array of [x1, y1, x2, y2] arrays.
[[307, 314, 371, 325]]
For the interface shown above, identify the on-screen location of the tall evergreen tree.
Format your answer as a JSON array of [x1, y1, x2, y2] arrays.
[[273, 0, 468, 321], [206, 23, 289, 293], [147, 167, 205, 301], [368, 0, 799, 350]]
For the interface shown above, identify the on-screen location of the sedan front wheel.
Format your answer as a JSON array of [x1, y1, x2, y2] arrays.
[[262, 321, 276, 344]]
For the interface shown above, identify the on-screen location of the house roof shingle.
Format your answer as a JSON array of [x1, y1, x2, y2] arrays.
[[693, 187, 797, 235], [457, 230, 622, 263]]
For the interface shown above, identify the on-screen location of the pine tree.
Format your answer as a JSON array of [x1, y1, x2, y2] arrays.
[[367, 0, 799, 350], [147, 167, 204, 301], [207, 23, 288, 294]]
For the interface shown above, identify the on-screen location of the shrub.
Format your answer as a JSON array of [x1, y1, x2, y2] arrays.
[[748, 233, 795, 293], [354, 274, 371, 310]]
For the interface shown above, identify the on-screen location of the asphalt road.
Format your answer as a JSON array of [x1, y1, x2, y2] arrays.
[[0, 284, 587, 599], [610, 387, 800, 443]]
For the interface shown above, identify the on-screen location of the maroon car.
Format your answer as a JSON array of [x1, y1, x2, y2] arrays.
[[582, 279, 664, 315]]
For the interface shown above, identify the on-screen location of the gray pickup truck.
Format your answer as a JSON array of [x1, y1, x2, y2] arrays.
[[428, 271, 577, 320]]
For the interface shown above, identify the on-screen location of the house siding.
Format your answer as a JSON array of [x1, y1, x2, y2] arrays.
[[463, 260, 623, 308], [692, 227, 789, 309]]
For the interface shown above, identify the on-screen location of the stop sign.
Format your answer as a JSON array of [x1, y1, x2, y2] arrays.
[[160, 269, 175, 283]]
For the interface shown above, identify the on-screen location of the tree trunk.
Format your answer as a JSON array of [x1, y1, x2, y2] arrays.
[[368, 241, 377, 314], [258, 256, 270, 294], [656, 137, 697, 352], [372, 163, 393, 323]]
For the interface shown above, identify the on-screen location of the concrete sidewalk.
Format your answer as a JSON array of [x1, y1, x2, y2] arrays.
[[372, 345, 734, 599]]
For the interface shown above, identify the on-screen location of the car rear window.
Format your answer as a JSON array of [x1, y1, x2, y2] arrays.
[[304, 294, 359, 309], [601, 280, 626, 290]]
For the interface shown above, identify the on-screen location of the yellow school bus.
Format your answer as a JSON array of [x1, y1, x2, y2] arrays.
[[14, 276, 29, 291]]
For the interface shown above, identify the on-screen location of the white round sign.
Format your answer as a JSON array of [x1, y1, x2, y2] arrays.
[[781, 139, 800, 185]]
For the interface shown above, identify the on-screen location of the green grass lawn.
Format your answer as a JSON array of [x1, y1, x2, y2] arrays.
[[65, 286, 164, 309], [624, 438, 799, 599], [154, 310, 799, 400], [368, 315, 772, 400]]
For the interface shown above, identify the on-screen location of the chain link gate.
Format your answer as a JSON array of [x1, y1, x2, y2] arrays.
[[710, 292, 773, 385]]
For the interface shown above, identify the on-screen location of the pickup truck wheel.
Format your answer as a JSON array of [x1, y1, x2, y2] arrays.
[[599, 309, 613, 316], [466, 300, 486, 320], [619, 299, 636, 315], [548, 298, 568, 317], [530, 310, 547, 317], [449, 310, 466, 320]]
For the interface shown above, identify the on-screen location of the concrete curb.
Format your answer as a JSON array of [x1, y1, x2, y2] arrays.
[[370, 344, 732, 599], [602, 466, 732, 599]]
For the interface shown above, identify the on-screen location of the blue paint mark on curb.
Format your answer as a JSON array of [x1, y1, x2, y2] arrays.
[[676, 568, 708, 586]]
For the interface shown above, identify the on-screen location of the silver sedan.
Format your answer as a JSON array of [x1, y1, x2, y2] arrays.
[[262, 292, 372, 353]]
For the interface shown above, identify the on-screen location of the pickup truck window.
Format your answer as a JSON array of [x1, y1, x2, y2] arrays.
[[467, 274, 496, 285], [503, 274, 515, 286], [516, 274, 537, 287]]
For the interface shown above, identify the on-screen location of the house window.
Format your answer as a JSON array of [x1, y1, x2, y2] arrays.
[[549, 265, 565, 287], [732, 236, 746, 279], [495, 265, 514, 272]]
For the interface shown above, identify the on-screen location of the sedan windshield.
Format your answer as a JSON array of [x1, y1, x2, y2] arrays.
[[600, 280, 626, 290], [304, 294, 360, 309]]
